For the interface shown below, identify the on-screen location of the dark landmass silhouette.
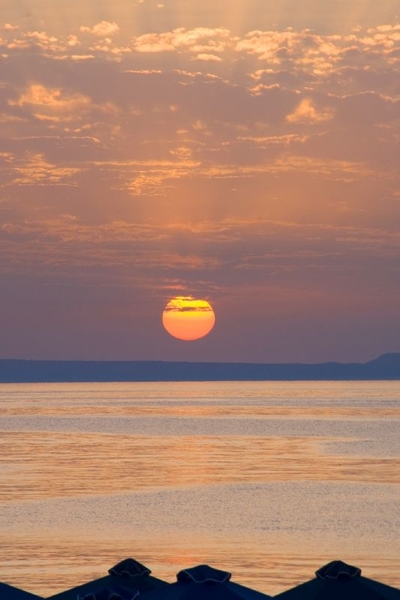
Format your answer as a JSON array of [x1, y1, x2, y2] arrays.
[[0, 353, 398, 383]]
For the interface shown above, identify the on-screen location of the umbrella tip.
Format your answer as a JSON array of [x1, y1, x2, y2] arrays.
[[177, 565, 232, 584], [108, 559, 151, 578], [315, 560, 362, 580]]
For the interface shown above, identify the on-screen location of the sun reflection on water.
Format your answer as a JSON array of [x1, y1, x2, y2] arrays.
[[0, 381, 399, 596]]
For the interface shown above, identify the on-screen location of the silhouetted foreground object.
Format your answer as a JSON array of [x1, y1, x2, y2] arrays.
[[46, 558, 168, 600], [78, 585, 138, 600], [143, 564, 272, 599], [274, 560, 400, 599], [0, 583, 44, 600]]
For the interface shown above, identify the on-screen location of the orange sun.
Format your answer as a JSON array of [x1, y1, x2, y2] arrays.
[[162, 296, 216, 341]]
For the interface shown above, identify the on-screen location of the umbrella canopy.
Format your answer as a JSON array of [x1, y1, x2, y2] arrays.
[[274, 560, 400, 600], [46, 558, 168, 600], [77, 584, 139, 600], [143, 564, 272, 600], [0, 582, 44, 600]]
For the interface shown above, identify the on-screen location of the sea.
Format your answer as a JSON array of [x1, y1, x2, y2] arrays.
[[0, 380, 399, 596]]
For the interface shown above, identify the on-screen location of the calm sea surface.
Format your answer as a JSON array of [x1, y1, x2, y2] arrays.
[[0, 381, 399, 596]]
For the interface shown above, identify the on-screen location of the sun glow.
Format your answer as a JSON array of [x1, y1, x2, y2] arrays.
[[162, 296, 216, 341]]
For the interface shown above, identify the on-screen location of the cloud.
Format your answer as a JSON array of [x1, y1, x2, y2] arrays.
[[236, 133, 309, 145], [286, 98, 334, 124], [8, 84, 92, 123], [26, 31, 60, 50], [194, 53, 222, 62], [132, 26, 232, 53], [67, 35, 80, 47], [1, 214, 397, 287], [3, 23, 19, 31], [10, 152, 80, 186], [132, 32, 176, 53], [1, 23, 399, 83], [0, 23, 398, 260], [80, 21, 120, 37], [10, 84, 91, 111], [0, 7, 399, 364]]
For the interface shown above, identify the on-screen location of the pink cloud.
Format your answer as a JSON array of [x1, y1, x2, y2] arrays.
[[80, 21, 120, 37]]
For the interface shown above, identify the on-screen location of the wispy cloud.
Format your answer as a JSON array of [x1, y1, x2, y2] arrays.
[[0, 11, 398, 361]]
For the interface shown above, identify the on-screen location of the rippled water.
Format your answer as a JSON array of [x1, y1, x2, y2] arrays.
[[0, 381, 399, 596]]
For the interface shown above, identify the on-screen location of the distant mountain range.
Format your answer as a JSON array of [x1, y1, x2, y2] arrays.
[[0, 353, 399, 382]]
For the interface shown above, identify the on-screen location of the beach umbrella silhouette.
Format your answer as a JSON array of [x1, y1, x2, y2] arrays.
[[46, 558, 168, 600], [77, 584, 139, 600], [0, 582, 44, 600], [274, 560, 400, 599], [143, 564, 272, 600]]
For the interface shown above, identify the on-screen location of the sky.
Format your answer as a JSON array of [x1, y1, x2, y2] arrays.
[[0, 0, 399, 363]]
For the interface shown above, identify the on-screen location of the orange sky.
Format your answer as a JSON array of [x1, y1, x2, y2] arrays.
[[0, 1, 399, 362]]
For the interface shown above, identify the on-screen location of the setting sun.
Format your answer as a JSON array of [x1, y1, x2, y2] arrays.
[[162, 296, 216, 341]]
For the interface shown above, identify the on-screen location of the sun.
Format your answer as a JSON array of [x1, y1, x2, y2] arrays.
[[162, 296, 216, 341]]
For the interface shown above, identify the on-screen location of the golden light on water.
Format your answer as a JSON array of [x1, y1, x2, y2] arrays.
[[162, 296, 215, 341], [1, 382, 400, 596]]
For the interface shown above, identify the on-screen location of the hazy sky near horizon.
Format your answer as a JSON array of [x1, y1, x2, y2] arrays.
[[0, 0, 399, 363]]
